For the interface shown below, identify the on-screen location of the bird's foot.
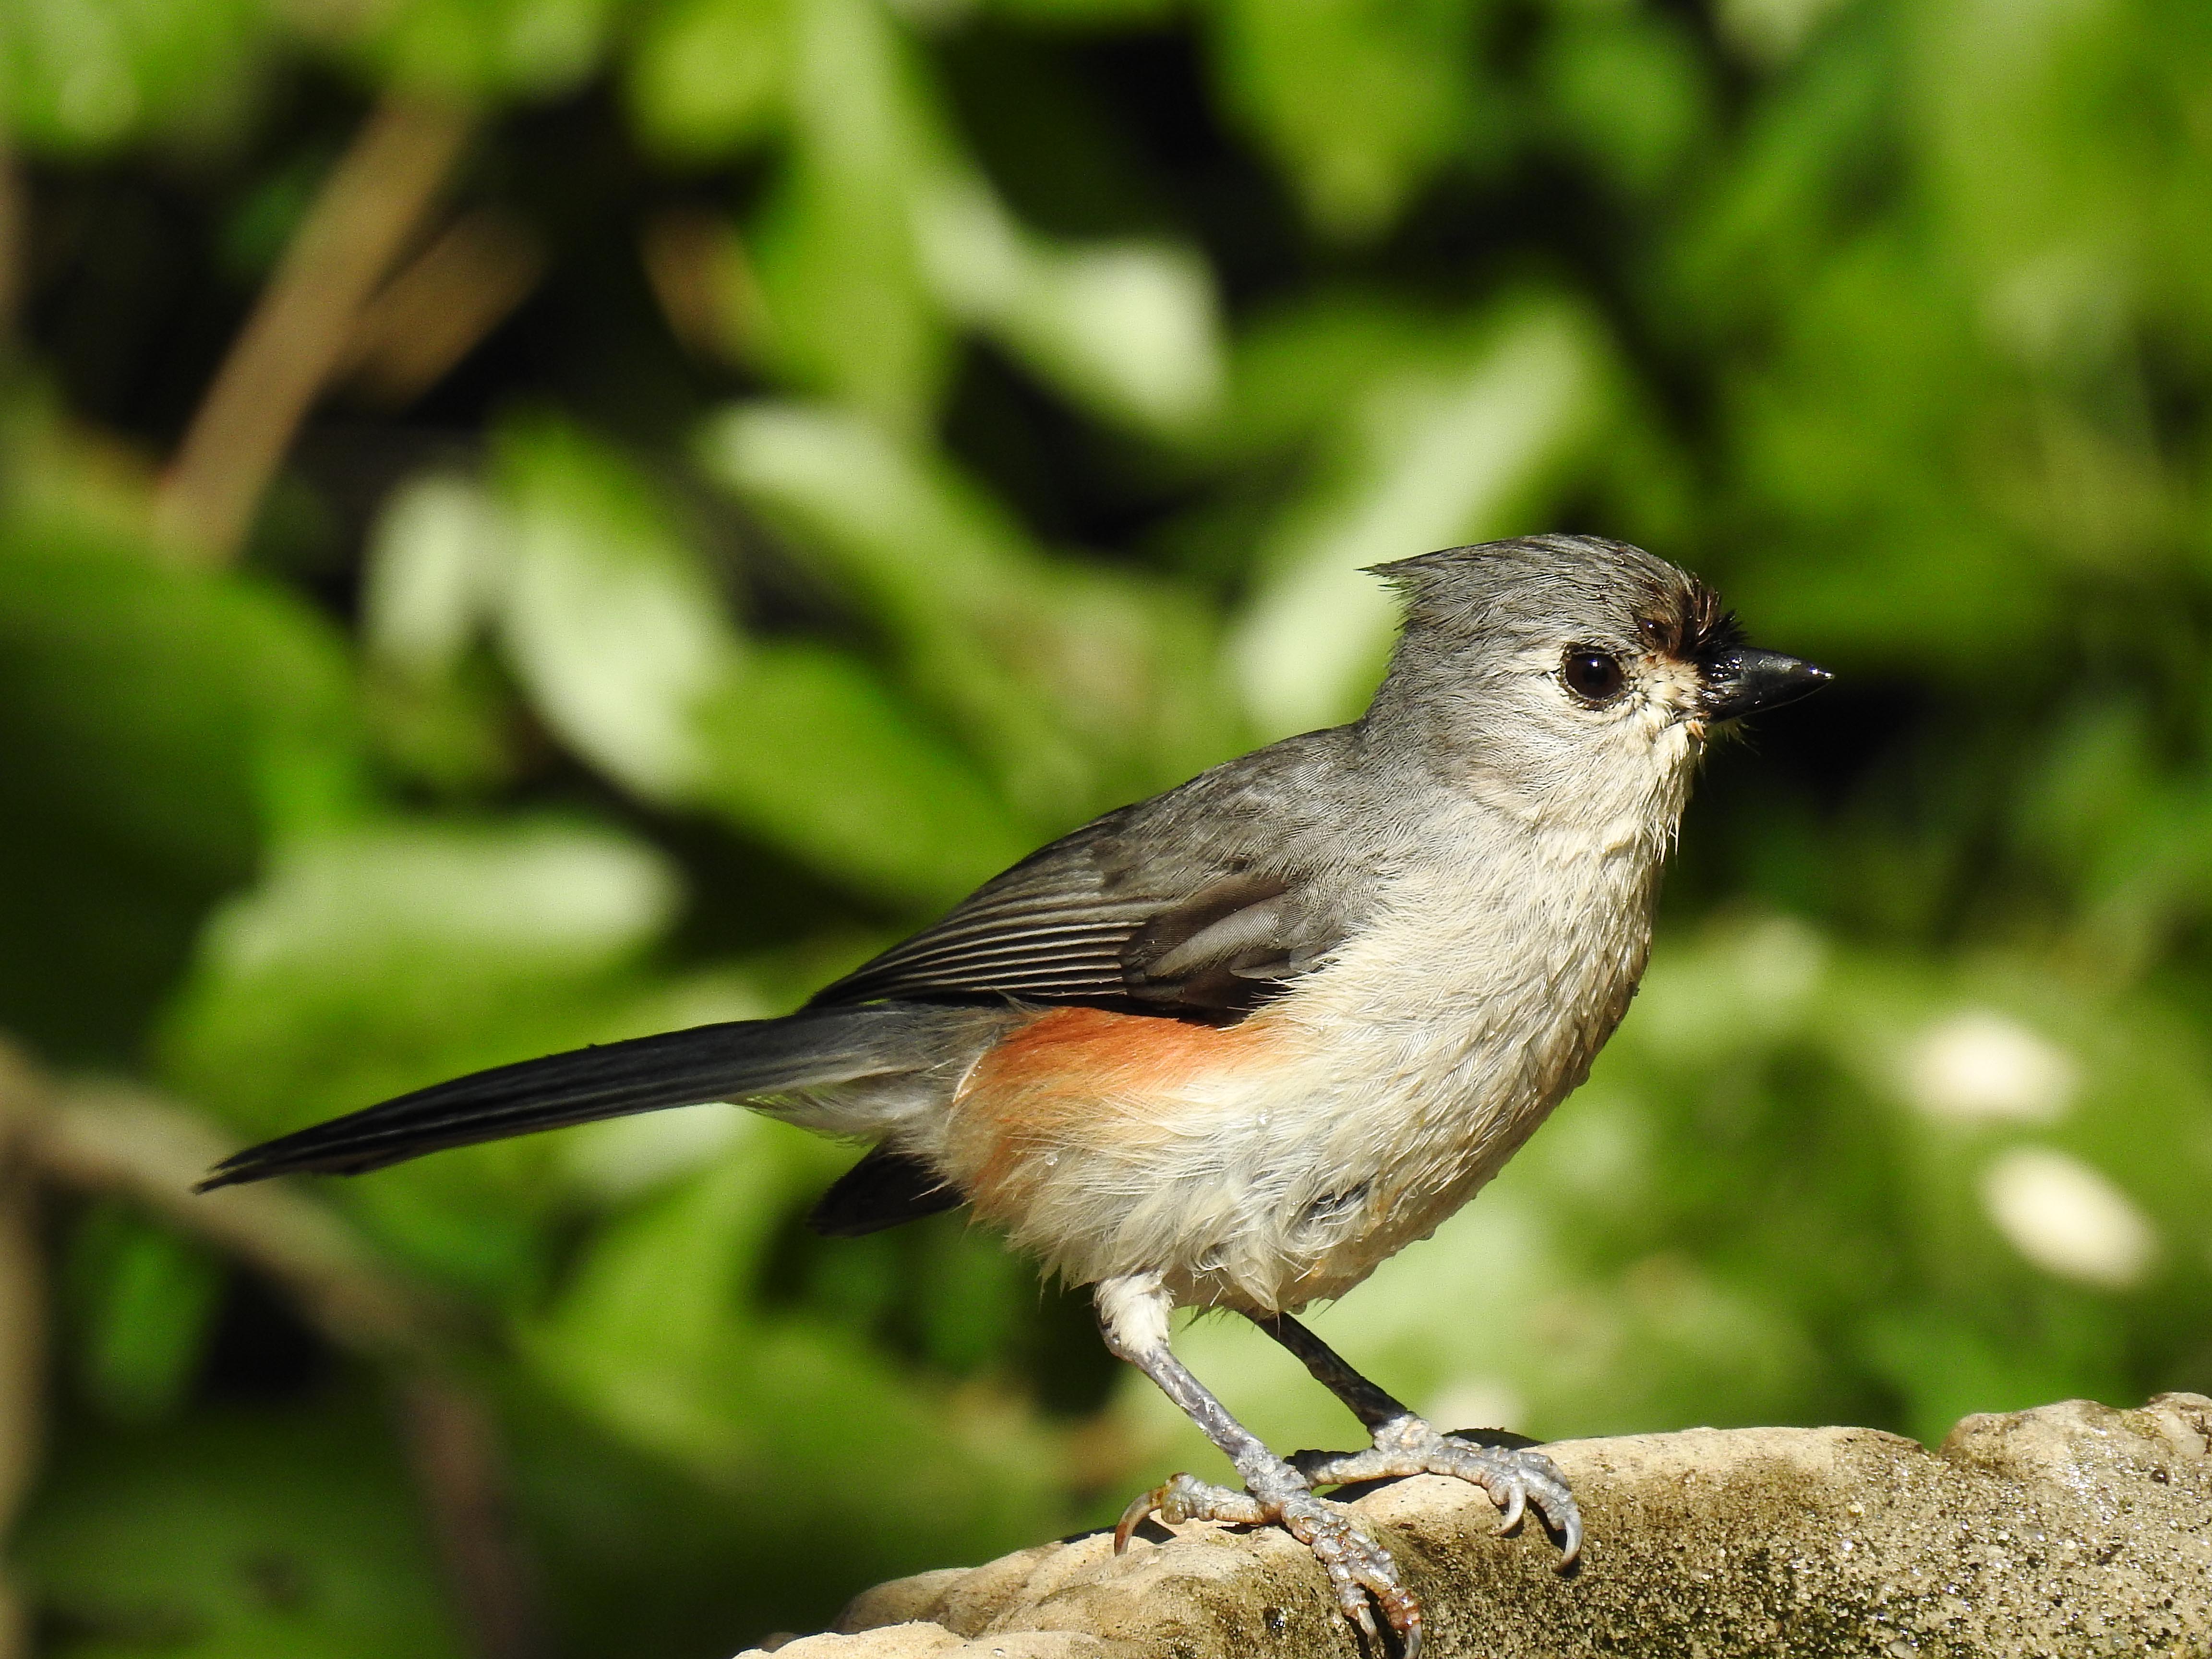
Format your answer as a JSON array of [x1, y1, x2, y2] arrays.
[[1115, 1470, 1422, 1657], [1290, 1415, 1582, 1568]]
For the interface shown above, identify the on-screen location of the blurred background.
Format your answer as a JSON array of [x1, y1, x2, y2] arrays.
[[1, 0, 2210, 1652]]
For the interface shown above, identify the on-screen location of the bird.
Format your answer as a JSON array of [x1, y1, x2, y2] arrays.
[[200, 534, 1829, 1656]]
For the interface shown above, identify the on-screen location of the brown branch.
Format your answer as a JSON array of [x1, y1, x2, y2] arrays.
[[0, 1041, 544, 1659], [152, 93, 473, 565], [26, 1079, 441, 1363], [641, 207, 763, 366], [0, 135, 22, 346], [400, 1377, 545, 1659], [338, 208, 545, 409]]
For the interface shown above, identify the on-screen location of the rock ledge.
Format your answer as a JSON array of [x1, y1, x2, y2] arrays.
[[746, 1394, 2212, 1659]]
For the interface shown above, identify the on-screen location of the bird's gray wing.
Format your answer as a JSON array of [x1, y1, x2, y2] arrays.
[[809, 735, 1358, 1022]]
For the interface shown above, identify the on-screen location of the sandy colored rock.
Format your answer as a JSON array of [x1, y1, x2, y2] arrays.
[[737, 1625, 1108, 1659], [740, 1394, 2212, 1658]]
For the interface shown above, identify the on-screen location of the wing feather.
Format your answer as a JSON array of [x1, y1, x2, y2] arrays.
[[812, 737, 1364, 1021]]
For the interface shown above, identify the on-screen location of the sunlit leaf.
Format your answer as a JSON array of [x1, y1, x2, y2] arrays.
[[1715, 0, 1851, 68], [700, 398, 1239, 817], [494, 416, 740, 800], [745, 0, 952, 430], [339, 0, 618, 99], [625, 0, 791, 161], [361, 473, 508, 685], [915, 176, 1225, 435], [162, 817, 681, 1134], [697, 398, 1095, 814]]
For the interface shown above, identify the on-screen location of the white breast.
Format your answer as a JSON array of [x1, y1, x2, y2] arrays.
[[1235, 818, 1663, 1309]]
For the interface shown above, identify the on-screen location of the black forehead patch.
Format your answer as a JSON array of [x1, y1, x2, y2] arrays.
[[1635, 576, 1740, 663]]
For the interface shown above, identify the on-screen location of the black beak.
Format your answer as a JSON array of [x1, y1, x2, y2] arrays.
[[1701, 647, 1832, 721]]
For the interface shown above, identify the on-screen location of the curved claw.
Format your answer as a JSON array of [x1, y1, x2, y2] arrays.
[[1553, 1504, 1584, 1570], [1513, 1465, 1582, 1568], [1114, 1483, 1168, 1555], [1494, 1479, 1527, 1536]]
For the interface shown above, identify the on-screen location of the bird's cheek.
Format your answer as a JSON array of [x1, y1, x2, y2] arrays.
[[1629, 696, 1691, 747], [1640, 657, 1707, 713]]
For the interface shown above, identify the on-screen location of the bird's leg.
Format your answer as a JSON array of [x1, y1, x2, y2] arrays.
[[1249, 1312, 1582, 1567], [1097, 1274, 1423, 1656]]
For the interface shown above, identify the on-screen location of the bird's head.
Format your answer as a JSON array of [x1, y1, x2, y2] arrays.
[[1368, 534, 1830, 836]]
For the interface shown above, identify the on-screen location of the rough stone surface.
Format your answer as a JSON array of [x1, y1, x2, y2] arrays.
[[736, 1394, 2212, 1659]]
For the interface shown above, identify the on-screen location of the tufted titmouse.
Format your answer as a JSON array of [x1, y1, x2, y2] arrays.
[[202, 534, 1828, 1654]]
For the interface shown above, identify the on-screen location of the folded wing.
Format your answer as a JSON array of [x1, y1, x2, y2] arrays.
[[811, 733, 1359, 1022]]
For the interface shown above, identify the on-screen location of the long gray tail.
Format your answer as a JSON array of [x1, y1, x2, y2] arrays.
[[197, 1003, 958, 1190]]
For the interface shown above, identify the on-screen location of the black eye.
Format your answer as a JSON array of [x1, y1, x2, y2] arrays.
[[1562, 649, 1626, 704]]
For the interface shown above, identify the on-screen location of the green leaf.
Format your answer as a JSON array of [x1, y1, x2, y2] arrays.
[[915, 177, 1226, 436], [978, 0, 1172, 21], [694, 639, 1031, 905], [0, 528, 361, 886], [1205, 0, 1482, 240], [701, 402, 1024, 623], [625, 0, 791, 161], [745, 0, 953, 430], [698, 400, 1088, 807], [0, 0, 271, 154], [161, 817, 680, 1136], [343, 0, 618, 99], [520, 1152, 1069, 1563], [14, 1404, 464, 1659], [1714, 0, 1850, 67], [1540, 9, 1713, 201], [493, 416, 741, 800], [0, 526, 363, 1060], [700, 399, 1240, 819], [64, 1205, 224, 1424], [1212, 292, 1463, 465], [357, 474, 521, 797], [360, 473, 509, 685]]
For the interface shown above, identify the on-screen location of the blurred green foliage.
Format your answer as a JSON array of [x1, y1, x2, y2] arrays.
[[5, 0, 2212, 1653]]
